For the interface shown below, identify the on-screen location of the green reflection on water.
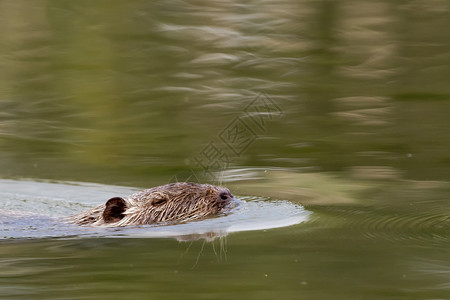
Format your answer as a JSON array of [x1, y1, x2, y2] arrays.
[[1, 0, 449, 184]]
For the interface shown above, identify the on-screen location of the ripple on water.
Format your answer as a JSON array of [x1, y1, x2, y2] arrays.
[[356, 212, 450, 243], [316, 206, 450, 244]]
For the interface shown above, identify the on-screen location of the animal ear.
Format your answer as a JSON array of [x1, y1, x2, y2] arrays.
[[103, 197, 127, 223]]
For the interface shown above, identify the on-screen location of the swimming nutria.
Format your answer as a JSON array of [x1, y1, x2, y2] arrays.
[[68, 182, 235, 227]]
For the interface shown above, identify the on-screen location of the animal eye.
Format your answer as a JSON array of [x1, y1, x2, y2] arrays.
[[220, 192, 229, 200], [152, 198, 167, 206]]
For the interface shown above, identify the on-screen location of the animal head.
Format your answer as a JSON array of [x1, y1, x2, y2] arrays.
[[71, 182, 235, 226]]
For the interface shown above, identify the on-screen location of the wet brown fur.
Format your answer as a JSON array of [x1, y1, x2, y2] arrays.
[[68, 182, 234, 226]]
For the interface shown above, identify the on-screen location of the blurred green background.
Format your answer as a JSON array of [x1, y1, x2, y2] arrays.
[[1, 0, 449, 186]]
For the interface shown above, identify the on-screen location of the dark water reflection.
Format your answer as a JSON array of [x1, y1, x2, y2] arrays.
[[1, 0, 450, 299]]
